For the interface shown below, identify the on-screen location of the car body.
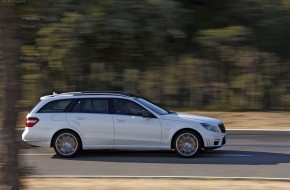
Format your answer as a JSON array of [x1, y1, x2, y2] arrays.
[[22, 92, 227, 158]]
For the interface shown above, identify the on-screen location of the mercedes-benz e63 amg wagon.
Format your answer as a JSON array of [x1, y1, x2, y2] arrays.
[[22, 91, 227, 158]]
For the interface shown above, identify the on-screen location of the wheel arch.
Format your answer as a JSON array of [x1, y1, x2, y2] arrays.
[[171, 128, 204, 149], [50, 128, 83, 149]]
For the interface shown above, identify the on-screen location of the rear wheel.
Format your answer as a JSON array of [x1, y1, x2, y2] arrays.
[[53, 131, 81, 158], [174, 131, 202, 158]]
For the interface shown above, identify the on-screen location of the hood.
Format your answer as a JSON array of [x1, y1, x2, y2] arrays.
[[162, 112, 221, 126]]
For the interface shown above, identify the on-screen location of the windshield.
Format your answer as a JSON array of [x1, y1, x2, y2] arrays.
[[135, 98, 169, 115]]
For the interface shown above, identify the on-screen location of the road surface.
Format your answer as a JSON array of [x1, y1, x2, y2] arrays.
[[19, 130, 290, 178]]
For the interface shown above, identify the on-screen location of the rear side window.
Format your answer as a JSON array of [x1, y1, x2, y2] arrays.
[[70, 99, 108, 114], [38, 99, 72, 113]]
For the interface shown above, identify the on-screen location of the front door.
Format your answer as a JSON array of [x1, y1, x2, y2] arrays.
[[112, 98, 162, 147]]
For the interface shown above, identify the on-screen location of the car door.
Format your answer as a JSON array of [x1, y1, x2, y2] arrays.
[[112, 98, 162, 147], [66, 98, 114, 146]]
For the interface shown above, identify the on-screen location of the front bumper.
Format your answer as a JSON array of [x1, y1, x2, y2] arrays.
[[203, 133, 227, 149]]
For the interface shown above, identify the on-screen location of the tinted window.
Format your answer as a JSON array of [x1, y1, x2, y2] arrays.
[[71, 100, 82, 112], [38, 99, 72, 113], [113, 99, 145, 116], [70, 99, 108, 114], [134, 98, 168, 115], [84, 99, 94, 112]]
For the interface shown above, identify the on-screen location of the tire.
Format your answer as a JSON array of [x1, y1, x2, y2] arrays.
[[53, 130, 81, 158], [173, 130, 202, 158]]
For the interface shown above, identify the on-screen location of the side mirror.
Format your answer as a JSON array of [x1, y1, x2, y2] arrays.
[[142, 110, 153, 118]]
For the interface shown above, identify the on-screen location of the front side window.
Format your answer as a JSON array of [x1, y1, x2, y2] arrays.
[[134, 98, 168, 115], [113, 99, 145, 116], [38, 99, 72, 113], [70, 99, 108, 114]]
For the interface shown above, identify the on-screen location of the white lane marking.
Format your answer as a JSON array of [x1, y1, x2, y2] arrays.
[[18, 153, 252, 157], [23, 175, 290, 181], [203, 154, 252, 157], [18, 153, 53, 156]]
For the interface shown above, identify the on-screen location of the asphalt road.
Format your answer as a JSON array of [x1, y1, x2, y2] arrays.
[[19, 130, 290, 178]]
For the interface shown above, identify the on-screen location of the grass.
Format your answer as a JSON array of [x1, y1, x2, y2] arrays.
[[21, 178, 290, 190], [185, 111, 290, 129]]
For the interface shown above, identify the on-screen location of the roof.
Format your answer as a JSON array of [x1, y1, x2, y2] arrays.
[[40, 91, 140, 100]]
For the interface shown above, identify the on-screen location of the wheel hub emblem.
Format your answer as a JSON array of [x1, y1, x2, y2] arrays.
[[184, 142, 191, 148]]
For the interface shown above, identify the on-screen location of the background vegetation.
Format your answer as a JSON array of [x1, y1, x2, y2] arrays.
[[17, 0, 290, 111]]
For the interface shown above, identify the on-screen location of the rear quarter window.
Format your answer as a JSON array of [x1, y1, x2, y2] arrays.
[[29, 100, 42, 113], [38, 99, 72, 113]]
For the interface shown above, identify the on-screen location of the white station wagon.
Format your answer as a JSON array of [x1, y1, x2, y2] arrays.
[[22, 92, 227, 158]]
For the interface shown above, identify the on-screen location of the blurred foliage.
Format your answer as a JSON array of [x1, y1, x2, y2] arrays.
[[18, 0, 290, 110]]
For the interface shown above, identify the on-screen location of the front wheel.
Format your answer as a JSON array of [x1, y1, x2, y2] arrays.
[[174, 131, 202, 158], [53, 130, 81, 158]]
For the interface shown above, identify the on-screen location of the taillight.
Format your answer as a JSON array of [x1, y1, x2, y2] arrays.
[[25, 117, 39, 127]]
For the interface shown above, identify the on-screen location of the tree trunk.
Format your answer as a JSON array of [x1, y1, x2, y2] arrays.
[[0, 5, 22, 190]]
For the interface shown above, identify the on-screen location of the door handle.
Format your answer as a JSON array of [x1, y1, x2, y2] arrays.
[[115, 119, 125, 123], [75, 117, 84, 120]]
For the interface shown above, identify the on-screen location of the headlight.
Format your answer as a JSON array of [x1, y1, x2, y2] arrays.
[[200, 123, 220, 133]]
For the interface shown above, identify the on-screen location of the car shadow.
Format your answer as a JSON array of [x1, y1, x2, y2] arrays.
[[51, 149, 290, 165]]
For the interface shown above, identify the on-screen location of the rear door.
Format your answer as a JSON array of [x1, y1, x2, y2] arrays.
[[66, 98, 114, 146]]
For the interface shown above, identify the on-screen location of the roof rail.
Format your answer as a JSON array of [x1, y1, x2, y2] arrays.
[[71, 91, 140, 98]]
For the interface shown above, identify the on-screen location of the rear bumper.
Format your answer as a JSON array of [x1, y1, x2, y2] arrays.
[[22, 128, 50, 147], [22, 139, 50, 147]]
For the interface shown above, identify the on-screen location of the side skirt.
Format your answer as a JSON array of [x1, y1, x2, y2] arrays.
[[82, 145, 171, 150]]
